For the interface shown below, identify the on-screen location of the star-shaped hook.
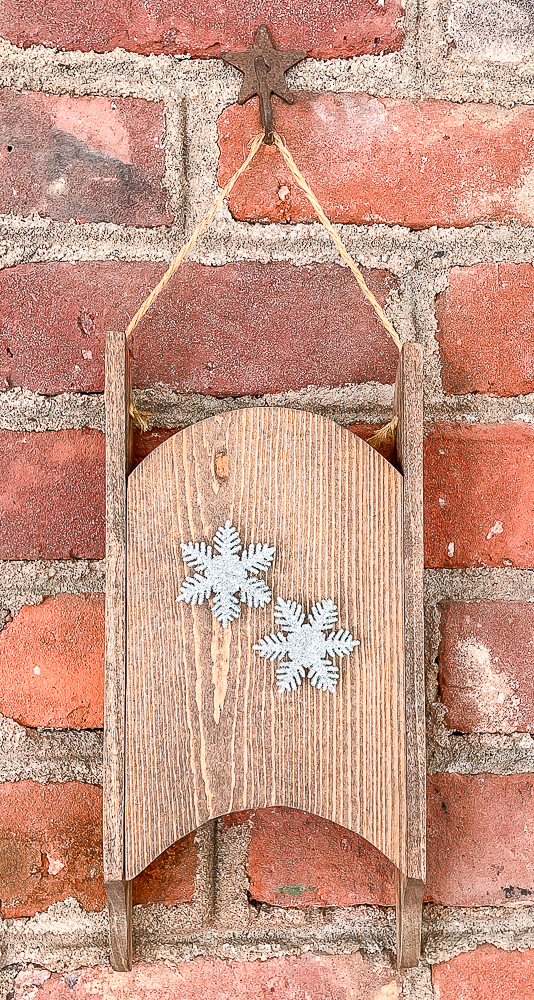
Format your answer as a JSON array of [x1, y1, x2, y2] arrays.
[[221, 25, 306, 144]]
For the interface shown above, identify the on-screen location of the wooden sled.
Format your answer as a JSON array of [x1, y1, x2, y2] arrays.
[[103, 332, 425, 971]]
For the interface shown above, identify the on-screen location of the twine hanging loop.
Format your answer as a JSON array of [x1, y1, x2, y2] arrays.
[[125, 133, 265, 341], [124, 130, 402, 352]]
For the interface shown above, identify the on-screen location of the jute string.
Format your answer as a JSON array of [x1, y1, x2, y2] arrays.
[[125, 132, 265, 341], [271, 134, 402, 351], [125, 129, 402, 446]]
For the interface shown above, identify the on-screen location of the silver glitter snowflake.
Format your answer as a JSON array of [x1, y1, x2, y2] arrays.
[[177, 520, 275, 628], [254, 597, 359, 693]]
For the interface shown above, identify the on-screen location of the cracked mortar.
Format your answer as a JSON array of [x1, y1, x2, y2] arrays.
[[0, 560, 104, 616], [213, 821, 252, 929], [1, 385, 533, 436], [425, 568, 534, 775], [5, 216, 534, 272], [0, 713, 103, 785], [3, 892, 534, 975], [401, 965, 434, 1000]]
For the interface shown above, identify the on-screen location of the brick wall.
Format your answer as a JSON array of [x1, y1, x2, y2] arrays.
[[1, 1, 534, 998]]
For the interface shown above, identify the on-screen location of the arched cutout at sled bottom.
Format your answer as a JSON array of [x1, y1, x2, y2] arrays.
[[103, 333, 425, 973], [106, 817, 424, 973]]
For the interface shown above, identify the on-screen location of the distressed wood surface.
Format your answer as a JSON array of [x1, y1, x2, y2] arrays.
[[394, 343, 425, 969], [105, 879, 132, 972], [104, 330, 132, 971], [394, 343, 426, 885], [125, 407, 406, 881], [396, 871, 425, 970]]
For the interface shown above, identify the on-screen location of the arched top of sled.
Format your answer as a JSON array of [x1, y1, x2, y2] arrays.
[[128, 406, 401, 483]]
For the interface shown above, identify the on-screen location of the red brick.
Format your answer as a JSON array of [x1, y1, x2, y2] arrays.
[[0, 783, 198, 917], [423, 423, 534, 568], [426, 774, 534, 906], [0, 595, 104, 729], [433, 945, 534, 1000], [30, 956, 402, 999], [224, 808, 396, 906], [0, 91, 171, 226], [436, 265, 534, 396], [0, 429, 104, 560], [0, 2, 404, 59], [132, 832, 197, 907], [0, 261, 399, 396], [219, 95, 534, 229], [0, 782, 104, 917], [438, 601, 534, 734], [133, 427, 179, 466]]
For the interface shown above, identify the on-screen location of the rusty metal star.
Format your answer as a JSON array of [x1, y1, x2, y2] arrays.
[[221, 25, 306, 144]]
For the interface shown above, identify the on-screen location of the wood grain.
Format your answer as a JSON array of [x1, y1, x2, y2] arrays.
[[394, 344, 426, 884], [105, 878, 132, 972], [396, 871, 425, 970], [104, 329, 132, 971], [125, 407, 407, 882], [394, 343, 425, 969]]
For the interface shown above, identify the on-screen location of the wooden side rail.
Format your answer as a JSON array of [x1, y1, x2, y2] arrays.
[[104, 330, 132, 971], [394, 342, 425, 968]]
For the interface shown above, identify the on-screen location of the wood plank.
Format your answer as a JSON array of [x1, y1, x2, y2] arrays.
[[394, 343, 425, 969], [105, 879, 132, 972], [396, 872, 425, 969], [124, 407, 407, 882], [104, 329, 132, 971], [394, 343, 426, 885]]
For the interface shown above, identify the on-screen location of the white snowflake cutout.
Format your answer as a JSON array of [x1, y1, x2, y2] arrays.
[[254, 597, 359, 693], [177, 520, 275, 628]]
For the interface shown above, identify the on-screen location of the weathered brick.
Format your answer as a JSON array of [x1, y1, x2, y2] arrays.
[[448, 0, 534, 64], [433, 944, 534, 1000], [219, 95, 534, 228], [438, 601, 534, 734], [0, 782, 104, 917], [28, 955, 402, 999], [0, 594, 105, 729], [436, 264, 534, 396], [0, 784, 197, 917], [0, 429, 104, 560], [427, 774, 534, 905], [0, 1, 404, 58], [0, 261, 399, 396], [132, 832, 197, 907], [424, 423, 534, 568], [224, 808, 396, 906], [0, 91, 171, 226], [15, 968, 52, 992], [133, 427, 179, 466]]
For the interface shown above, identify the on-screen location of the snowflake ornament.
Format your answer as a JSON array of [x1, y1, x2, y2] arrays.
[[177, 520, 275, 628], [254, 597, 359, 693]]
